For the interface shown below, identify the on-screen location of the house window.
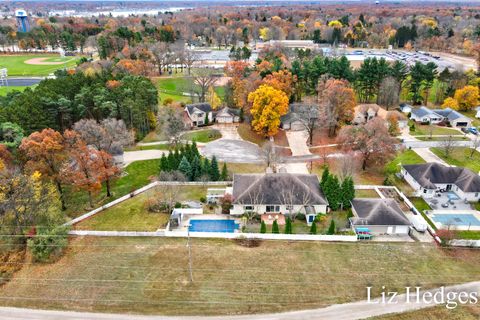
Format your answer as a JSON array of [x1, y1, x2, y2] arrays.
[[244, 205, 254, 211], [266, 205, 280, 212], [308, 215, 315, 223], [475, 193, 479, 197], [423, 189, 427, 194]]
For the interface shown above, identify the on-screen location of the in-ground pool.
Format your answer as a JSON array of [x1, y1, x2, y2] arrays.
[[189, 219, 240, 233], [446, 191, 460, 201], [430, 213, 480, 227]]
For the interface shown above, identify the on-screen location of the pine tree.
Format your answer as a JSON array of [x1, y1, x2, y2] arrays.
[[325, 175, 341, 211], [310, 221, 317, 235], [191, 141, 200, 159], [260, 220, 266, 233], [184, 143, 193, 162], [167, 153, 176, 171], [272, 220, 279, 234], [190, 156, 201, 181], [204, 112, 209, 125], [178, 156, 192, 179], [220, 163, 228, 181], [202, 158, 210, 177], [285, 217, 292, 234], [343, 176, 355, 209], [173, 149, 181, 169], [159, 154, 167, 171], [327, 219, 336, 235], [321, 166, 330, 188], [210, 156, 220, 181]]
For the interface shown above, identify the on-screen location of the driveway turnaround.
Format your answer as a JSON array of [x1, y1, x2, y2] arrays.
[[201, 139, 263, 163], [0, 281, 478, 320]]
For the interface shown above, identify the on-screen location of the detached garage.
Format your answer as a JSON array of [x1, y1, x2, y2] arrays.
[[350, 198, 411, 235]]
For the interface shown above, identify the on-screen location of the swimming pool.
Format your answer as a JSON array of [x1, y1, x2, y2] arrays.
[[446, 192, 460, 201], [189, 219, 240, 233], [431, 214, 480, 227]]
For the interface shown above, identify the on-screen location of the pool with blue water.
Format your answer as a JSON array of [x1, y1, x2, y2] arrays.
[[189, 219, 240, 233], [431, 214, 480, 227]]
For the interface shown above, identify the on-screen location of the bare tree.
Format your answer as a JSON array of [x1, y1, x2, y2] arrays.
[[261, 141, 279, 172], [183, 49, 198, 75], [149, 42, 170, 75], [439, 136, 459, 159], [242, 184, 265, 227], [192, 69, 218, 102], [338, 152, 356, 181], [157, 106, 185, 145], [377, 76, 399, 110], [293, 100, 320, 145]]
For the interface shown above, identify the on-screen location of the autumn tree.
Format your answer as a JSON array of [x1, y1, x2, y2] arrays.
[[337, 118, 396, 170], [453, 85, 479, 111], [318, 78, 356, 137], [262, 69, 295, 98], [207, 86, 222, 109], [19, 129, 68, 210], [247, 84, 289, 137]]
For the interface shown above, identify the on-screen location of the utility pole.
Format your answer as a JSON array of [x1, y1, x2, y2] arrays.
[[187, 228, 193, 283]]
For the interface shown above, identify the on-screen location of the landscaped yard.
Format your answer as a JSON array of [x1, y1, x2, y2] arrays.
[[430, 147, 480, 173], [155, 77, 225, 104], [385, 150, 426, 174], [237, 123, 267, 145], [75, 185, 212, 231], [355, 189, 381, 198], [0, 54, 80, 76], [0, 86, 32, 96], [65, 159, 160, 219], [1, 237, 479, 315], [181, 129, 221, 143], [410, 123, 462, 136], [220, 162, 266, 174]]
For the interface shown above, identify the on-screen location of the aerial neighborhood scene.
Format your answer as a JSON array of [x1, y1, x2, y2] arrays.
[[1, 0, 480, 319]]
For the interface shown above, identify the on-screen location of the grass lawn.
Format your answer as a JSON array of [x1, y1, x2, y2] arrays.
[[385, 150, 426, 174], [181, 129, 221, 143], [0, 54, 80, 76], [455, 230, 480, 240], [237, 123, 267, 146], [65, 159, 160, 219], [355, 189, 381, 198], [1, 238, 480, 315], [140, 131, 167, 143], [156, 77, 225, 104], [221, 162, 266, 174], [409, 197, 436, 230], [430, 147, 480, 173], [415, 136, 468, 141], [75, 185, 213, 231], [0, 86, 32, 96], [125, 144, 173, 151], [369, 305, 480, 319], [410, 123, 462, 136]]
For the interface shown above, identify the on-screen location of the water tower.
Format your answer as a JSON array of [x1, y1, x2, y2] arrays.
[[15, 9, 30, 33]]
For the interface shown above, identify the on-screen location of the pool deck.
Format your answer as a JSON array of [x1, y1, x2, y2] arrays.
[[423, 192, 472, 211], [426, 210, 480, 231]]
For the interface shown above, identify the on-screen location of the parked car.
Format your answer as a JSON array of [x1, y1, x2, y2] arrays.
[[468, 127, 478, 135]]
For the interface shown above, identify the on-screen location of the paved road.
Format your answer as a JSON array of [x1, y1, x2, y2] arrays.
[[0, 281, 477, 320], [403, 140, 473, 149]]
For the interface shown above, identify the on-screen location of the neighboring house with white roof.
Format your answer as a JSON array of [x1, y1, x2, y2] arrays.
[[410, 106, 472, 127], [229, 173, 328, 224], [184, 103, 213, 127], [399, 103, 412, 114], [350, 198, 411, 235], [475, 106, 480, 119], [401, 163, 480, 201]]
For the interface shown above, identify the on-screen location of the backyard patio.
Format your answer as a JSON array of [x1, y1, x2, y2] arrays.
[[423, 191, 472, 211]]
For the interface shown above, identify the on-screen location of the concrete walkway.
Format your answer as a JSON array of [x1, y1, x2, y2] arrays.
[[283, 130, 310, 174], [0, 281, 478, 320], [412, 148, 449, 166], [123, 150, 169, 165]]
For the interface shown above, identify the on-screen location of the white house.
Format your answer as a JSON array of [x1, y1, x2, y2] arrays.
[[229, 173, 328, 224], [215, 107, 240, 124], [401, 163, 480, 201], [410, 106, 471, 127], [184, 103, 214, 127], [350, 198, 411, 235], [475, 106, 480, 119], [399, 103, 412, 114]]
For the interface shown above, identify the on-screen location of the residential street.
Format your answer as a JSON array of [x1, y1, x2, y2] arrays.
[[0, 281, 477, 320]]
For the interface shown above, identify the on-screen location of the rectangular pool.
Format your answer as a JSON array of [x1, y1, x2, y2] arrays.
[[431, 214, 480, 227], [189, 219, 240, 233]]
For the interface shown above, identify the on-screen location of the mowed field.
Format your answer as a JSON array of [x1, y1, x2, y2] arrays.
[[0, 54, 80, 76], [0, 237, 479, 316]]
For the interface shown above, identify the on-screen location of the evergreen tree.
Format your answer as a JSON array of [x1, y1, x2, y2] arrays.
[[309, 221, 317, 235], [272, 220, 279, 234], [173, 149, 181, 169], [327, 219, 336, 235], [220, 163, 228, 181], [210, 155, 220, 181], [190, 156, 201, 181], [285, 217, 292, 234], [167, 153, 176, 171], [204, 112, 209, 125], [201, 158, 210, 177], [260, 220, 266, 233], [343, 177, 355, 209], [178, 156, 192, 179], [159, 154, 167, 171], [324, 174, 341, 211], [321, 166, 330, 188], [191, 141, 200, 159]]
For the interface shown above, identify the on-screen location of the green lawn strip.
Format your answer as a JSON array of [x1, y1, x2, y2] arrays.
[[430, 147, 480, 173], [220, 162, 267, 175], [455, 230, 480, 240], [0, 54, 80, 76], [64, 159, 160, 219], [125, 144, 173, 151], [355, 189, 381, 198], [181, 129, 221, 143], [2, 238, 480, 315], [385, 150, 426, 174], [410, 123, 462, 136], [415, 136, 468, 141], [409, 197, 436, 230], [75, 185, 212, 231]]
